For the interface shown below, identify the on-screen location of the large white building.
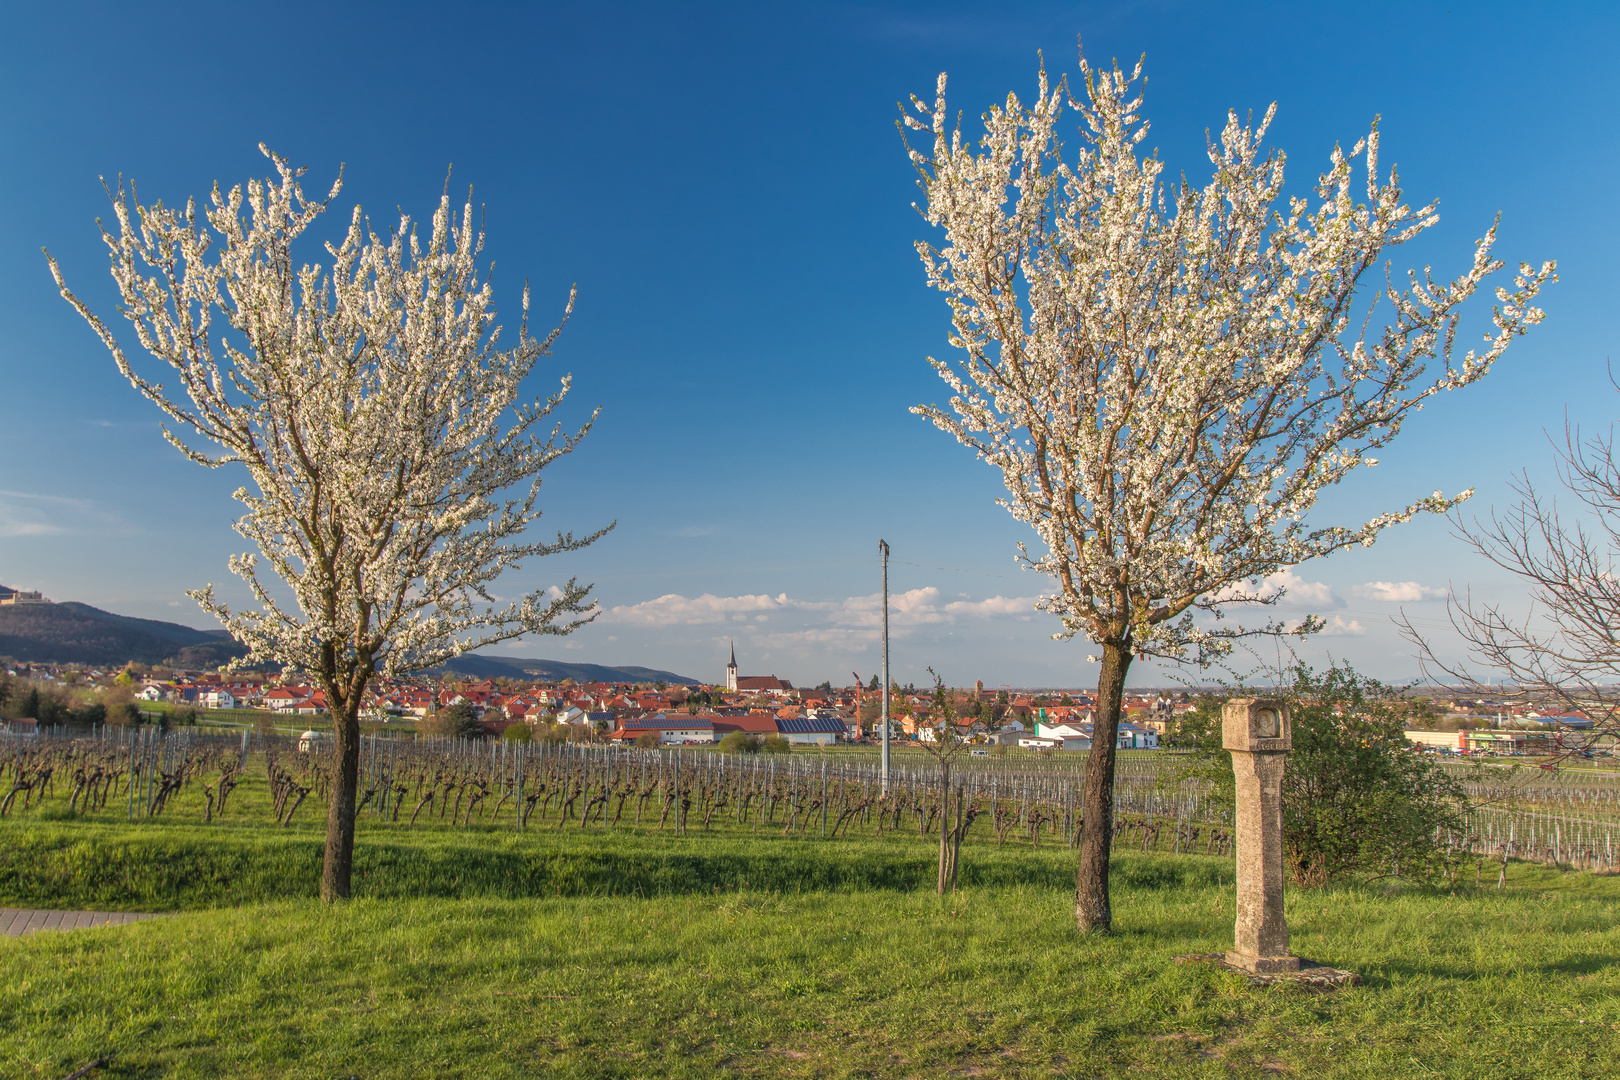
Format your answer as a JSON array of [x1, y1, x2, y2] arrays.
[[1032, 719, 1159, 750]]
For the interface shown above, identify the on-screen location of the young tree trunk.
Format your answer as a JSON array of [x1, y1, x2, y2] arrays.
[[322, 700, 362, 901], [1076, 639, 1132, 932], [937, 762, 951, 895], [949, 785, 965, 892]]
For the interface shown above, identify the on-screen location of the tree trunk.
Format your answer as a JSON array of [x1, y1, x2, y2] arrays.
[[1076, 639, 1132, 933], [322, 699, 362, 902], [937, 761, 950, 895], [949, 783, 965, 892]]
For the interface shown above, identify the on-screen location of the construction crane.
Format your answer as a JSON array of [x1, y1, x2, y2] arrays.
[[851, 671, 863, 740]]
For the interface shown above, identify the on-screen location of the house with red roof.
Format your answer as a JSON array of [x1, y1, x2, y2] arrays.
[[610, 713, 717, 744], [711, 712, 780, 737], [265, 687, 314, 713]]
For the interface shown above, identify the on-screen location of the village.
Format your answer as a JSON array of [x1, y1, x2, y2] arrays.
[[0, 648, 1164, 750], [3, 641, 1607, 758]]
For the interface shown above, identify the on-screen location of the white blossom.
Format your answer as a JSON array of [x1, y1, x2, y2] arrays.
[[48, 148, 607, 693], [902, 53, 1555, 665]]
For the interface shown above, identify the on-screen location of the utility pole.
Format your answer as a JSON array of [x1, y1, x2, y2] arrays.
[[879, 538, 891, 793]]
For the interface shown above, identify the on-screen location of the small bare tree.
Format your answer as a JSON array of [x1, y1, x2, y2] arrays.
[[1403, 403, 1620, 740], [902, 49, 1553, 931], [918, 668, 972, 893], [47, 147, 609, 900]]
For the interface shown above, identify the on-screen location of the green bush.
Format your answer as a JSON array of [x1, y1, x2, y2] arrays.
[[423, 702, 486, 740], [717, 731, 761, 754], [1177, 662, 1465, 887], [38, 696, 73, 726]]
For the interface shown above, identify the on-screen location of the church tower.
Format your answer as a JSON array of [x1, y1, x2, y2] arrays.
[[725, 640, 738, 692]]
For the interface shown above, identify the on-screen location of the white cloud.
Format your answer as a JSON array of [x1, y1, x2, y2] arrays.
[[1318, 615, 1366, 637], [600, 592, 792, 627], [1350, 581, 1447, 603], [1213, 570, 1341, 608], [0, 492, 68, 537], [0, 489, 130, 539], [943, 595, 1036, 618], [596, 588, 1045, 638]]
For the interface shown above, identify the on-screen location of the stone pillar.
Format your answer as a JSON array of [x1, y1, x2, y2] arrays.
[[1223, 697, 1300, 974]]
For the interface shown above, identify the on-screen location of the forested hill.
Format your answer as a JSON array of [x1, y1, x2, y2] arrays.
[[426, 653, 700, 685], [0, 590, 696, 681], [0, 598, 246, 668]]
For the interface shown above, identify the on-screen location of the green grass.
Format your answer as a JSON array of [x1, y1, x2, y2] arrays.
[[0, 805, 1212, 911], [5, 857, 1620, 1078], [5, 793, 1620, 1077]]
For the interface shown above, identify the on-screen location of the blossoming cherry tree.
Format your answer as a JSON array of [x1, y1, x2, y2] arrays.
[[902, 51, 1553, 932], [48, 147, 610, 901]]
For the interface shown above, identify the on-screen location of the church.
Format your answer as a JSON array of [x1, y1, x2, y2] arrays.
[[725, 641, 792, 694]]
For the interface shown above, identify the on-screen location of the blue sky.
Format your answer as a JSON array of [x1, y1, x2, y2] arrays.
[[1, 1, 1614, 689]]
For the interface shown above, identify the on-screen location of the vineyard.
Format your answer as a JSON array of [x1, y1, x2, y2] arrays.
[[6, 726, 1620, 879], [0, 728, 1227, 860], [1453, 763, 1620, 875]]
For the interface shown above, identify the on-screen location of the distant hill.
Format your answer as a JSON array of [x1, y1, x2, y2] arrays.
[[425, 653, 700, 685], [0, 597, 246, 668], [0, 588, 695, 681]]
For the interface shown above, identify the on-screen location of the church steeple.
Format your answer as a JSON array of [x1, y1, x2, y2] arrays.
[[725, 639, 738, 692]]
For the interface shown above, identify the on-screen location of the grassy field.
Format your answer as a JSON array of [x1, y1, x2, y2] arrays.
[[4, 788, 1620, 1077]]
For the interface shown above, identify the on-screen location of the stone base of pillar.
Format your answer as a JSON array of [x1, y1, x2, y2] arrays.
[[1225, 951, 1301, 973], [1175, 953, 1361, 988]]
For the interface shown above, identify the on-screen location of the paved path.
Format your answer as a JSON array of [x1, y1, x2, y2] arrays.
[[0, 908, 169, 937]]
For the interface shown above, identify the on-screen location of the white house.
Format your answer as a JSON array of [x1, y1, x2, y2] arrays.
[[1036, 720, 1092, 742], [868, 718, 903, 740], [264, 687, 313, 713], [1035, 718, 1158, 750], [1019, 734, 1090, 751], [1116, 721, 1159, 749], [611, 714, 716, 744], [777, 717, 848, 745]]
